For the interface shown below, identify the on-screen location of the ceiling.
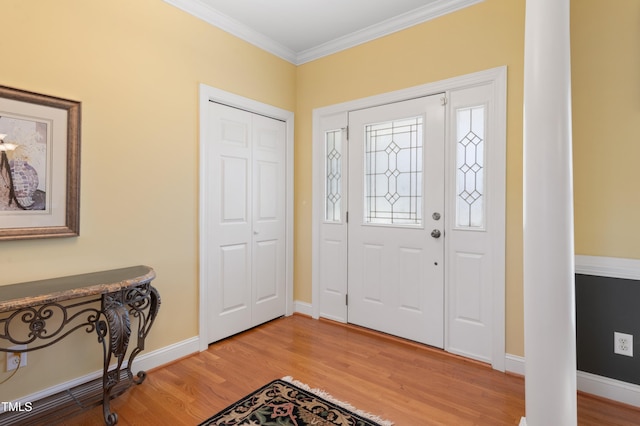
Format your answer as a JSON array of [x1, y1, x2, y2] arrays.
[[163, 0, 483, 65]]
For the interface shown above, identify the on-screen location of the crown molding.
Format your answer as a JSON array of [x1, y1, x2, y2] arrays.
[[164, 0, 484, 65], [163, 0, 298, 63], [297, 0, 484, 64]]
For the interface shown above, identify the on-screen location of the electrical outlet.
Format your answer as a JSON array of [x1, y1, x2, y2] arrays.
[[5, 345, 27, 371], [614, 332, 633, 357]]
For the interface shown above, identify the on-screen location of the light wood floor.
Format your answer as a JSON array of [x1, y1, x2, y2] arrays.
[[59, 314, 639, 425]]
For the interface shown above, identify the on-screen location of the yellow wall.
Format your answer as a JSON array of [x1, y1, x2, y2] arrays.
[[0, 0, 295, 400], [572, 0, 640, 258], [295, 0, 526, 355], [1, 0, 638, 403], [294, 0, 640, 360]]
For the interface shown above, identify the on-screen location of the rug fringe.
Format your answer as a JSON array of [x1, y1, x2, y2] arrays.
[[281, 376, 394, 426]]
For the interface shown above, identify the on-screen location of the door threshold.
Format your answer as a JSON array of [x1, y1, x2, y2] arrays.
[[318, 316, 492, 369]]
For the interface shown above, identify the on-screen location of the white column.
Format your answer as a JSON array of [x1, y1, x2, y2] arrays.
[[522, 0, 577, 425]]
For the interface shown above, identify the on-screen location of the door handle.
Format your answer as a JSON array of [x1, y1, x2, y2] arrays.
[[431, 229, 441, 239]]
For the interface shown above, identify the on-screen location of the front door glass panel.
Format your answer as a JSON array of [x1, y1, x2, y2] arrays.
[[364, 117, 423, 226]]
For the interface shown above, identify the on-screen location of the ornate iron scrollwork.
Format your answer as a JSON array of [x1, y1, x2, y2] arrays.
[[0, 299, 102, 350], [94, 283, 160, 425], [124, 283, 161, 384], [0, 275, 160, 426]]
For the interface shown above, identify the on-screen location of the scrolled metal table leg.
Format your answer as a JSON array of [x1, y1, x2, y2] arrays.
[[125, 284, 161, 385], [98, 291, 131, 425]]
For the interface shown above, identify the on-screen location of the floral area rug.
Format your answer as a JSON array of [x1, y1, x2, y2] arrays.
[[199, 376, 393, 426]]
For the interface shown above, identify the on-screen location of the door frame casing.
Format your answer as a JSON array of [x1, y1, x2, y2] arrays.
[[311, 67, 507, 370], [198, 83, 294, 352]]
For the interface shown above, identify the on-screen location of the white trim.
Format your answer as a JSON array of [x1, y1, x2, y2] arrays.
[[577, 371, 640, 408], [311, 112, 321, 321], [163, 0, 297, 63], [163, 0, 483, 65], [505, 353, 526, 376], [519, 418, 528, 426], [504, 352, 640, 408], [296, 0, 484, 65], [575, 255, 640, 280], [313, 67, 507, 117], [1, 337, 199, 412], [134, 336, 200, 372], [9, 332, 636, 413], [198, 84, 295, 351], [293, 300, 313, 317], [312, 66, 507, 371], [491, 67, 507, 373]]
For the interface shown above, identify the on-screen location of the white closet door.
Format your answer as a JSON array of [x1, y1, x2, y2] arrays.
[[205, 102, 286, 343], [251, 114, 286, 326]]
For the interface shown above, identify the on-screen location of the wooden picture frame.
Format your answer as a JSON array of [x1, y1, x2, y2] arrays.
[[0, 86, 81, 240]]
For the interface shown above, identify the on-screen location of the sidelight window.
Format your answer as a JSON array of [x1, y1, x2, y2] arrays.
[[455, 106, 485, 228], [325, 129, 343, 222]]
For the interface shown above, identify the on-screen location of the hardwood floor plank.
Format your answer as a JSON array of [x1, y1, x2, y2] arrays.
[[52, 315, 639, 425]]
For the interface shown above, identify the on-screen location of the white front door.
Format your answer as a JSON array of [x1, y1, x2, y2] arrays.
[[347, 95, 445, 347], [204, 101, 286, 343], [314, 68, 506, 368]]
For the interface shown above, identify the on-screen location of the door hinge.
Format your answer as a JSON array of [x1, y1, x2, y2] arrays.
[[346, 294, 348, 306], [440, 96, 448, 106], [346, 211, 349, 223], [343, 126, 349, 140]]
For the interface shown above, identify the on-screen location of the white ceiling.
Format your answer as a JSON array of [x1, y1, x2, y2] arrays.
[[164, 0, 483, 65]]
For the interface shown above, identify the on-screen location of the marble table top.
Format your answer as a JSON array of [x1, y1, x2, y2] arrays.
[[0, 265, 156, 313]]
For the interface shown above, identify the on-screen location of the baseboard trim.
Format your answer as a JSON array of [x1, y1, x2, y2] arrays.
[[505, 353, 525, 376], [293, 300, 313, 317], [133, 336, 200, 372], [577, 370, 640, 407], [504, 353, 640, 408], [3, 336, 199, 411], [301, 304, 640, 408], [6, 315, 411, 410], [13, 330, 635, 415]]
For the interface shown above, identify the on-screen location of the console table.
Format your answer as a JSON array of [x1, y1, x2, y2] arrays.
[[0, 265, 160, 425]]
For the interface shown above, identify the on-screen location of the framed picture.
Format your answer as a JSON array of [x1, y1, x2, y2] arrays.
[[0, 86, 81, 240]]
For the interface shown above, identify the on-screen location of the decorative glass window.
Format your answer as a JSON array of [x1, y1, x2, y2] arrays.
[[456, 106, 485, 228], [364, 117, 423, 225], [325, 129, 342, 222]]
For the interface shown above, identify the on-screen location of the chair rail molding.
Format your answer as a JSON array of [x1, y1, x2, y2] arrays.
[[575, 255, 640, 280]]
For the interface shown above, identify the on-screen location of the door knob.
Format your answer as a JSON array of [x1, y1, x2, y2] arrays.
[[431, 229, 441, 239]]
